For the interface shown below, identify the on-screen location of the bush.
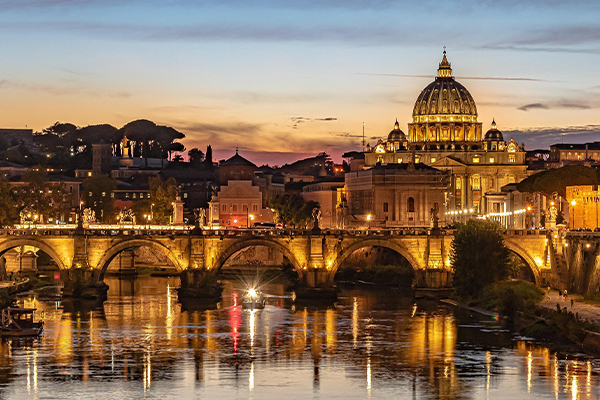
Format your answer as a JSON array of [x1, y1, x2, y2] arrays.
[[0, 290, 14, 309], [477, 281, 544, 320]]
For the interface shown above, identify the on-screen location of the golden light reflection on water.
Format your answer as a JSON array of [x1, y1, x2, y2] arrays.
[[2, 277, 598, 399]]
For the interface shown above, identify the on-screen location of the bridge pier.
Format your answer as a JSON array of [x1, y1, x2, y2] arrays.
[[62, 267, 108, 299], [178, 268, 223, 301], [295, 236, 337, 301], [62, 235, 108, 299]]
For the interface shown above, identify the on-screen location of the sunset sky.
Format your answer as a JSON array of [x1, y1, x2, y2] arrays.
[[1, 0, 599, 165]]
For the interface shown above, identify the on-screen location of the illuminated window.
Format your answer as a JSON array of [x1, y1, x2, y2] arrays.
[[125, 193, 129, 199], [88, 191, 92, 197], [415, 156, 421, 163], [489, 157, 495, 163], [102, 192, 106, 197], [509, 155, 515, 163], [398, 158, 402, 163], [147, 193, 151, 199], [473, 157, 480, 163], [133, 193, 136, 199], [183, 193, 188, 198], [455, 177, 462, 190], [408, 197, 415, 212], [508, 176, 516, 184], [430, 157, 436, 163], [111, 193, 114, 198], [87, 172, 92, 177], [472, 175, 481, 190]]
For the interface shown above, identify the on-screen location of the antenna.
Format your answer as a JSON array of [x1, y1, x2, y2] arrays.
[[362, 122, 365, 152]]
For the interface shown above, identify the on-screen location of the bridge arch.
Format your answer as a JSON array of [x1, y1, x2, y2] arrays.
[[212, 238, 303, 276], [330, 238, 421, 278], [0, 237, 68, 270], [503, 238, 541, 284], [95, 238, 184, 280]]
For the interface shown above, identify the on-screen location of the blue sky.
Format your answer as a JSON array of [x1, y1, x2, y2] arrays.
[[1, 0, 599, 164]]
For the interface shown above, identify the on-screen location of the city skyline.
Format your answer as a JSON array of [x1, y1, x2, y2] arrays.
[[1, 0, 600, 164]]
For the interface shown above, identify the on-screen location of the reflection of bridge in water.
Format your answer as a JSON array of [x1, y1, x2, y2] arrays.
[[0, 226, 564, 297]]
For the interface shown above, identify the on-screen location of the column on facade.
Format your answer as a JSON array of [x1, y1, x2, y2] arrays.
[[394, 190, 400, 224]]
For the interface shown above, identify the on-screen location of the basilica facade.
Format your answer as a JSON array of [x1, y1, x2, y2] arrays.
[[361, 51, 528, 215]]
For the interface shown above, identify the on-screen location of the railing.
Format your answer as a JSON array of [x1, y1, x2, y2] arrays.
[[0, 225, 552, 238]]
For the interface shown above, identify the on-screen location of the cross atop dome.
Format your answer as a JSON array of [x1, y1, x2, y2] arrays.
[[437, 48, 452, 78]]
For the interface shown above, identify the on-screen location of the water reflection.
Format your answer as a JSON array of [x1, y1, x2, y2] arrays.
[[0, 276, 597, 399]]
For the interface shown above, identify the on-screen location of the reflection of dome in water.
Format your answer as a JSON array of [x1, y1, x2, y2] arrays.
[[484, 119, 504, 141], [387, 119, 407, 141], [412, 51, 477, 119]]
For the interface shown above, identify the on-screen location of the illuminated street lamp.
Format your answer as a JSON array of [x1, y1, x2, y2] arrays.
[[367, 214, 372, 229], [571, 199, 576, 230], [248, 214, 254, 228]]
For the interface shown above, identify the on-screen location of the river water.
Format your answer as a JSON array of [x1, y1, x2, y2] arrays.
[[0, 276, 599, 399]]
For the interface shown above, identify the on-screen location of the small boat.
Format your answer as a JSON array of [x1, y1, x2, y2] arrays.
[[1, 307, 44, 337], [242, 288, 266, 309]]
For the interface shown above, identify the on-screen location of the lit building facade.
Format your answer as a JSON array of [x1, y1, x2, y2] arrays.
[[343, 163, 450, 228], [362, 52, 529, 215], [566, 185, 600, 230]]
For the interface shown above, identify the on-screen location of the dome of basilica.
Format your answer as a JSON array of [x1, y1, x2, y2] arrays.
[[387, 119, 407, 141], [412, 51, 477, 119], [484, 119, 504, 141]]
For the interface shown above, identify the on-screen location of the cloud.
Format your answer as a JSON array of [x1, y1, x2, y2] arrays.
[[0, 79, 130, 98], [355, 72, 552, 82], [503, 124, 600, 150], [517, 101, 591, 111]]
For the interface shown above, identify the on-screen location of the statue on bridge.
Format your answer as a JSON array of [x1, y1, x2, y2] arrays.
[[311, 207, 322, 234], [430, 203, 440, 235]]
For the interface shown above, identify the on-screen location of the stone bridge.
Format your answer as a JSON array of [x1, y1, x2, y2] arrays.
[[0, 228, 554, 298]]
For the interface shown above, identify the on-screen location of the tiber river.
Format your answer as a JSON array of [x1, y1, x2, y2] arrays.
[[0, 276, 599, 400]]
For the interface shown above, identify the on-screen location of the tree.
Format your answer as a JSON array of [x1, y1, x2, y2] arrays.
[[188, 148, 205, 167], [517, 165, 600, 198], [270, 194, 319, 229], [82, 175, 117, 222], [149, 175, 179, 224], [0, 177, 19, 226], [450, 219, 513, 298], [205, 145, 213, 169]]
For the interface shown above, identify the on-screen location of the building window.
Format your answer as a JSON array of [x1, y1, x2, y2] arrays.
[[147, 193, 151, 199], [102, 192, 106, 197], [473, 157, 480, 163], [489, 157, 495, 163], [232, 205, 238, 212], [472, 175, 481, 190], [383, 202, 389, 212], [509, 155, 515, 163], [133, 193, 136, 199], [243, 204, 248, 212], [125, 193, 129, 199], [398, 158, 402, 163], [253, 204, 258, 212], [508, 176, 516, 184], [430, 157, 436, 163], [408, 197, 415, 213], [183, 193, 188, 199], [455, 177, 462, 190], [87, 172, 92, 177], [88, 191, 92, 197], [111, 193, 114, 198]]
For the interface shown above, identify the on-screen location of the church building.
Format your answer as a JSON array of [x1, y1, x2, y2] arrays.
[[360, 51, 529, 215]]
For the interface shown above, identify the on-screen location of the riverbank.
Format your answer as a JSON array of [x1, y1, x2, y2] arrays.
[[447, 281, 600, 355]]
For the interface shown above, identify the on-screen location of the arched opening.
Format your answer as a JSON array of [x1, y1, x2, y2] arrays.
[[0, 239, 67, 274], [503, 240, 540, 285], [508, 251, 536, 284], [211, 239, 303, 307], [331, 240, 419, 289], [96, 239, 184, 281]]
